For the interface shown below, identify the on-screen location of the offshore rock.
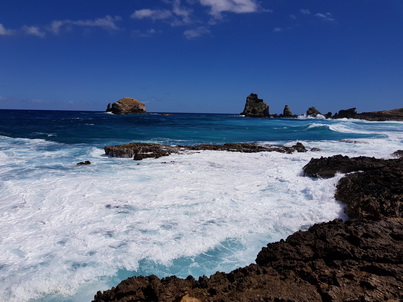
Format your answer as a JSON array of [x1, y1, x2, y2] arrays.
[[282, 104, 293, 117], [106, 97, 146, 115], [306, 106, 321, 117], [104, 142, 308, 160], [240, 93, 269, 117], [333, 108, 357, 119]]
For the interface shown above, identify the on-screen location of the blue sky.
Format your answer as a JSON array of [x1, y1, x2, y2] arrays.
[[1, 0, 402, 114]]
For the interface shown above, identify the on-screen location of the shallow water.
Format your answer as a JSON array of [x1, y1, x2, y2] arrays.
[[0, 110, 402, 301]]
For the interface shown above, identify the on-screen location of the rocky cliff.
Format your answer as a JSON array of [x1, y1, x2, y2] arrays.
[[240, 93, 269, 117], [106, 97, 146, 115], [93, 151, 403, 302], [333, 108, 403, 121]]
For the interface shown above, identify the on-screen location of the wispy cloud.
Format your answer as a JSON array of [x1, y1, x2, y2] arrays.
[[183, 26, 210, 39], [131, 9, 173, 21], [199, 0, 261, 19], [49, 15, 122, 34], [273, 27, 282, 33], [300, 9, 311, 15], [315, 12, 335, 22], [131, 0, 193, 26], [23, 26, 46, 38], [0, 23, 16, 36]]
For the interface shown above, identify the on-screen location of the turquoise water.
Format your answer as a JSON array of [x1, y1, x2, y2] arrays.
[[0, 110, 402, 302]]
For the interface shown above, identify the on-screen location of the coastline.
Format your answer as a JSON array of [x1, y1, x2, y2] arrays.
[[93, 148, 403, 301]]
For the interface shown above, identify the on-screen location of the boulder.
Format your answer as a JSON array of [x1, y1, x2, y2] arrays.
[[240, 93, 269, 117], [106, 97, 146, 115]]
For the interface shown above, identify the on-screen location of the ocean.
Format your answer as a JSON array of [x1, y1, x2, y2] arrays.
[[0, 109, 402, 302]]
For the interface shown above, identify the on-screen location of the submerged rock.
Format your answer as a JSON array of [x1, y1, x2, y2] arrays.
[[106, 97, 146, 115], [240, 93, 269, 117]]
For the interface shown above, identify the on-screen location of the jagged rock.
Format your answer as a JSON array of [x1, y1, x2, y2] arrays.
[[240, 93, 269, 117], [302, 154, 396, 178], [356, 108, 403, 121], [306, 106, 321, 117], [332, 108, 403, 121], [333, 108, 357, 119], [93, 218, 403, 302], [104, 142, 308, 160], [282, 104, 293, 117], [106, 97, 146, 115], [76, 160, 91, 166]]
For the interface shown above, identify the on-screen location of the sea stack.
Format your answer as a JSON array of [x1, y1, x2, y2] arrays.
[[282, 105, 293, 117], [241, 93, 269, 117], [106, 97, 146, 115]]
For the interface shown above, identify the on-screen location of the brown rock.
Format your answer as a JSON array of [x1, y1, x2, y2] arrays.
[[106, 97, 146, 115], [240, 93, 269, 117]]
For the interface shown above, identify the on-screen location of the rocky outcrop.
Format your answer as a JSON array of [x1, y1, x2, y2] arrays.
[[282, 104, 293, 117], [104, 142, 308, 160], [306, 106, 321, 117], [333, 108, 357, 119], [302, 154, 402, 178], [240, 93, 269, 117], [106, 97, 146, 115], [333, 108, 403, 121], [93, 154, 403, 302]]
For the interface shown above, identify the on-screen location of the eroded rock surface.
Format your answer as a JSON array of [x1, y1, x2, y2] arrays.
[[106, 97, 146, 115]]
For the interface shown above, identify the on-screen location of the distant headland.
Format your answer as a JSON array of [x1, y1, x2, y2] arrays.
[[241, 93, 403, 121]]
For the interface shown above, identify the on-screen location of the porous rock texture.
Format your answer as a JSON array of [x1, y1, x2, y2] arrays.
[[93, 153, 403, 302], [106, 97, 146, 115]]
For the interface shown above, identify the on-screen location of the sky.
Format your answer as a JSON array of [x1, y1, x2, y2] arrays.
[[1, 0, 403, 114]]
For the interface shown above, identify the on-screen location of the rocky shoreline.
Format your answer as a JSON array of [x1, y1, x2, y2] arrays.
[[93, 147, 403, 301]]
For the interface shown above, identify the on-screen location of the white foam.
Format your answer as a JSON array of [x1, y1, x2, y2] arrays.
[[0, 120, 402, 301]]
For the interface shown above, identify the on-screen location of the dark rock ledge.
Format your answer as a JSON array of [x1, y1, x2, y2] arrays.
[[93, 152, 403, 302], [104, 142, 308, 160]]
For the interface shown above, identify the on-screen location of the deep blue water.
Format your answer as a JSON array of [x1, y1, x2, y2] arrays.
[[0, 109, 380, 146]]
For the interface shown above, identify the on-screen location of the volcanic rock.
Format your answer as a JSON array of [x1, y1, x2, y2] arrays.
[[282, 104, 293, 117], [240, 93, 269, 117], [332, 108, 403, 121], [306, 106, 321, 117], [333, 108, 357, 119], [104, 142, 308, 160], [106, 97, 146, 115], [302, 154, 399, 178]]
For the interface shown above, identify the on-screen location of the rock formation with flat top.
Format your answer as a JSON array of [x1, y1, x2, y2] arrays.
[[106, 97, 146, 115]]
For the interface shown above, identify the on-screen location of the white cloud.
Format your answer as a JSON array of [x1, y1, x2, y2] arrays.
[[23, 26, 46, 38], [300, 9, 311, 15], [199, 0, 260, 18], [315, 12, 335, 22], [132, 28, 161, 37], [273, 27, 282, 32], [0, 23, 16, 36], [131, 9, 172, 20], [172, 0, 193, 24], [184, 26, 210, 39], [49, 15, 121, 34]]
